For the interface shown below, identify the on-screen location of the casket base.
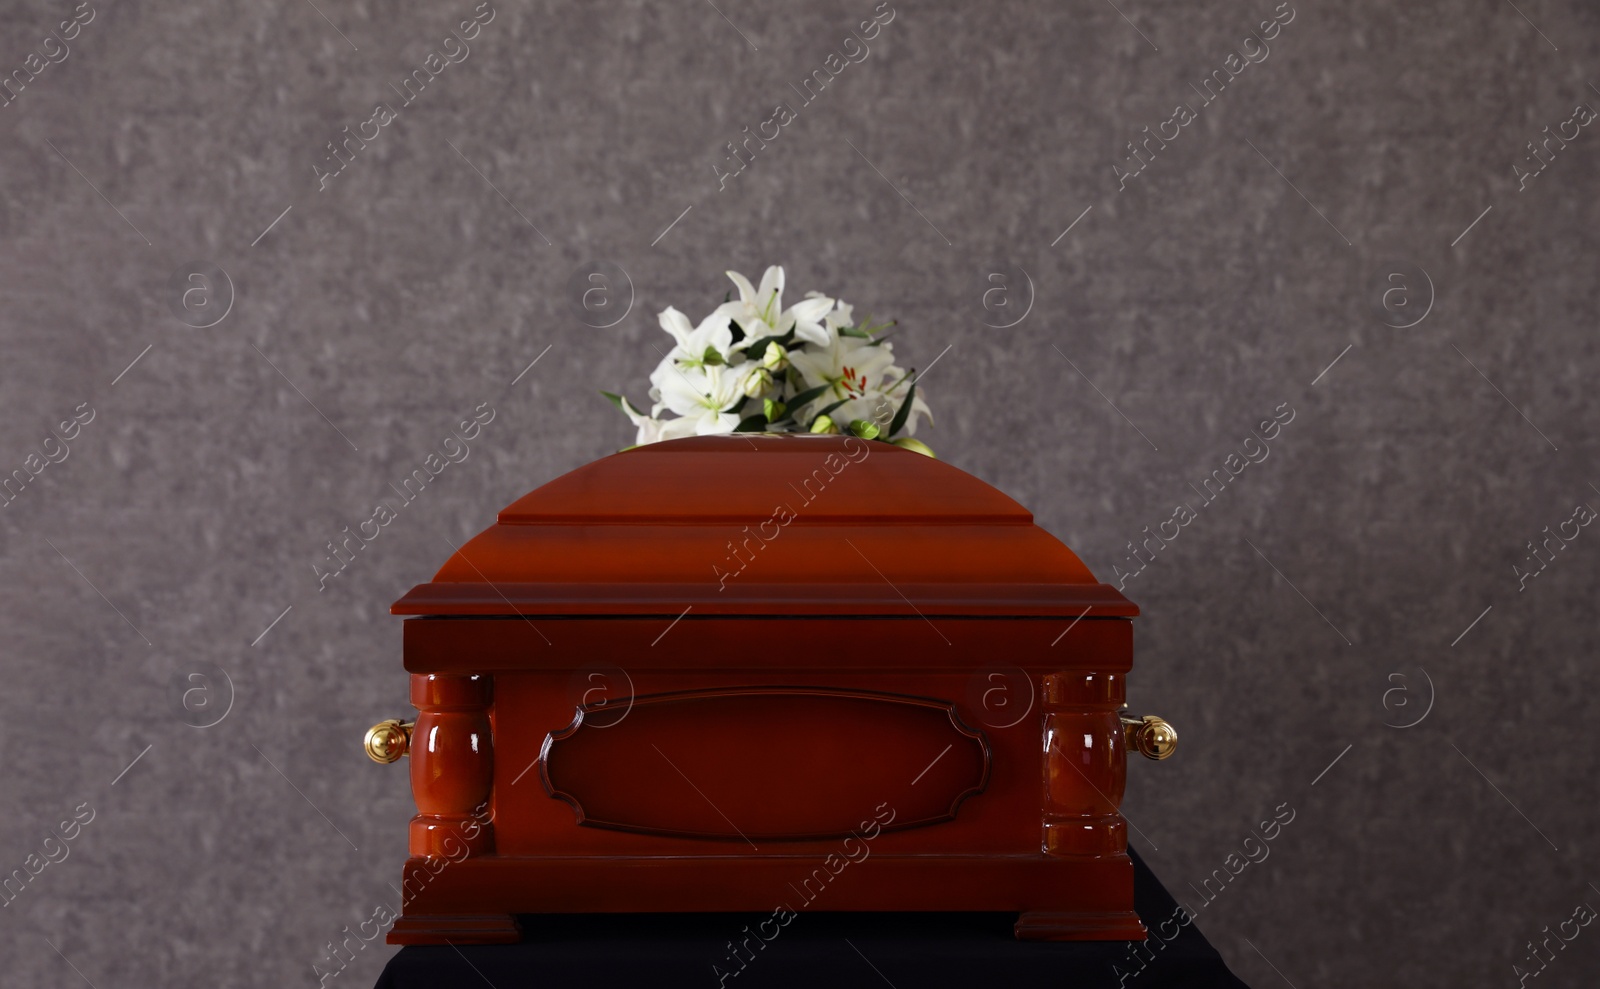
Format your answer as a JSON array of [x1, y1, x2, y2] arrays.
[[1013, 910, 1147, 941], [388, 913, 522, 945], [388, 852, 1145, 945]]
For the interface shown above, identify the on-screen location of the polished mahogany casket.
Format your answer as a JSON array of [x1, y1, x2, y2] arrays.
[[365, 434, 1175, 944]]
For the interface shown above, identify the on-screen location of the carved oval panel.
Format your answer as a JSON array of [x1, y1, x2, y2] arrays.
[[540, 686, 989, 841]]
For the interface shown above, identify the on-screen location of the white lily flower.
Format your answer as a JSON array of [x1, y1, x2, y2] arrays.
[[786, 294, 835, 347], [618, 396, 698, 446], [725, 266, 786, 337], [807, 291, 854, 333], [788, 334, 933, 435], [655, 363, 745, 435], [728, 266, 835, 348], [786, 333, 897, 419], [657, 303, 741, 368], [647, 302, 744, 416], [856, 387, 928, 436], [646, 353, 682, 416], [877, 364, 933, 436]]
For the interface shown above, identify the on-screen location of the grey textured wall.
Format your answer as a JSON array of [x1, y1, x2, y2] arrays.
[[2, 0, 1598, 985]]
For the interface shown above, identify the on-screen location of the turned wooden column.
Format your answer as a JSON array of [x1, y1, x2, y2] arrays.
[[1041, 671, 1127, 857], [409, 673, 494, 858]]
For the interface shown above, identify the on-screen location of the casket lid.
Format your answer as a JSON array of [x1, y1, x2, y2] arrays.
[[391, 434, 1136, 618]]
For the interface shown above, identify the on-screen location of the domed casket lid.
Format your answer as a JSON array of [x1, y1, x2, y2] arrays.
[[391, 434, 1136, 618]]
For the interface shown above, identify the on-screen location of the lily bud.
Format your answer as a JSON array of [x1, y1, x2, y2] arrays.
[[763, 398, 787, 421], [761, 341, 788, 371], [743, 367, 773, 398], [809, 415, 840, 435], [849, 419, 881, 440], [891, 437, 935, 458]]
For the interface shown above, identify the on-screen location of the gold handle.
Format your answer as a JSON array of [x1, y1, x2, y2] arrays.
[[1121, 714, 1177, 761], [364, 719, 414, 764]]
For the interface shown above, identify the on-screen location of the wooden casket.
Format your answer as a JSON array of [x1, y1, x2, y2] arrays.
[[365, 434, 1176, 944]]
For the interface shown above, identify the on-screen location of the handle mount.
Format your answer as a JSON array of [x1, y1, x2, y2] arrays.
[[1121, 714, 1177, 761], [364, 719, 414, 764]]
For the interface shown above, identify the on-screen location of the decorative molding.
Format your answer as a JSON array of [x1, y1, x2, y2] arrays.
[[541, 686, 989, 841]]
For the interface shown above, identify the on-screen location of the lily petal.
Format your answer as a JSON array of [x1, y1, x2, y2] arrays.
[[790, 296, 832, 318], [786, 295, 834, 345], [653, 415, 700, 444], [790, 319, 833, 348], [695, 411, 741, 436], [726, 270, 758, 304], [757, 265, 785, 309], [753, 266, 785, 325], [657, 306, 696, 349]]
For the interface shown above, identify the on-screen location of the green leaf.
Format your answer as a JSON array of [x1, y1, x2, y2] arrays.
[[888, 380, 918, 437], [740, 333, 789, 361], [838, 326, 873, 338], [600, 390, 626, 411], [813, 397, 849, 421], [702, 345, 725, 366], [786, 383, 831, 411], [735, 413, 768, 433]]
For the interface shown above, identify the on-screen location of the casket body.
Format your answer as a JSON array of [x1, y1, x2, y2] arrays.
[[383, 435, 1150, 943]]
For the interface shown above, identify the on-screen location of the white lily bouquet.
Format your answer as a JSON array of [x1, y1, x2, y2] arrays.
[[605, 265, 934, 456]]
